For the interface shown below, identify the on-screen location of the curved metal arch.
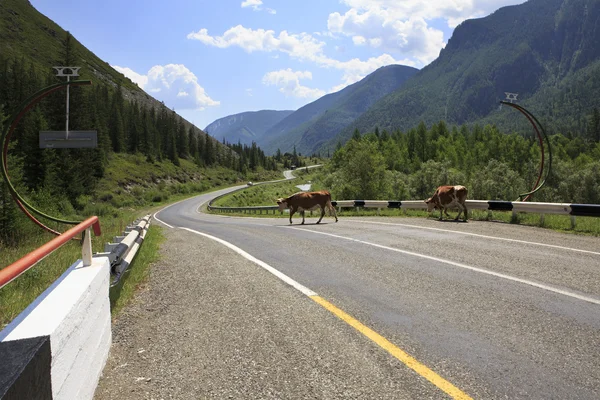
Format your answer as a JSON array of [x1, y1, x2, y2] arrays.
[[500, 101, 552, 202], [1, 80, 92, 235]]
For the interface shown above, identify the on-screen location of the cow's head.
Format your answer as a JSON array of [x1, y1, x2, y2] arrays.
[[276, 198, 288, 211], [425, 197, 437, 212]]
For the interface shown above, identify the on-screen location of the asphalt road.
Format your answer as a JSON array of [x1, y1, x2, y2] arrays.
[[96, 179, 600, 399]]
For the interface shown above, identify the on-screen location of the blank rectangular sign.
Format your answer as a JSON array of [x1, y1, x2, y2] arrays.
[[39, 131, 97, 149]]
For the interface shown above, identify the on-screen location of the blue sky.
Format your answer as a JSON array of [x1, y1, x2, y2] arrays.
[[31, 0, 525, 131]]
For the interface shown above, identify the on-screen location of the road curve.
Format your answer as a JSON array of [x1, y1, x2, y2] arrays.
[[97, 178, 600, 399]]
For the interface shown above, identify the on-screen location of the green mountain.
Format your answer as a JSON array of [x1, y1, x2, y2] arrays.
[[261, 64, 418, 155], [333, 0, 600, 148], [205, 110, 294, 146]]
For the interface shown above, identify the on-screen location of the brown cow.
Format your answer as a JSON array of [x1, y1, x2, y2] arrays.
[[277, 190, 338, 224], [425, 185, 468, 221]]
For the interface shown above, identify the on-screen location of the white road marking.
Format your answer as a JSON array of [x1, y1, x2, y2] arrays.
[[180, 227, 317, 296], [153, 212, 173, 229], [284, 226, 600, 306], [352, 220, 600, 256]]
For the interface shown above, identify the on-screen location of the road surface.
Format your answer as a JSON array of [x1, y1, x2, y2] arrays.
[[96, 179, 600, 399]]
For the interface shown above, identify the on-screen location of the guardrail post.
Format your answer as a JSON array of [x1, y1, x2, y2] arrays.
[[540, 214, 545, 226], [571, 215, 576, 229], [377, 208, 381, 216], [82, 228, 92, 266]]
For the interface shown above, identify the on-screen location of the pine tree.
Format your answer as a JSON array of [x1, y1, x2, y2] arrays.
[[204, 134, 215, 166], [108, 95, 125, 152], [587, 108, 600, 143], [188, 127, 198, 160]]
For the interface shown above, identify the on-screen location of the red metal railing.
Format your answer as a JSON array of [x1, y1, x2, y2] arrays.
[[0, 216, 101, 290]]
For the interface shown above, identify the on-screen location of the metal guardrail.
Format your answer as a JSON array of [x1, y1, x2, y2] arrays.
[[94, 215, 151, 287], [0, 214, 153, 290], [0, 216, 102, 290], [208, 198, 600, 224]]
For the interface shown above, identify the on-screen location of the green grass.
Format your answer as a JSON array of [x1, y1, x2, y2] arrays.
[[0, 208, 142, 328], [211, 169, 322, 208], [210, 178, 600, 236], [0, 159, 281, 328]]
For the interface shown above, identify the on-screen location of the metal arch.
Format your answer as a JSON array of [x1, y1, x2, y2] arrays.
[[1, 80, 92, 236], [500, 101, 552, 202]]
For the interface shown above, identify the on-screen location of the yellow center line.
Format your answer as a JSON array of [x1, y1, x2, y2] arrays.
[[310, 295, 473, 400]]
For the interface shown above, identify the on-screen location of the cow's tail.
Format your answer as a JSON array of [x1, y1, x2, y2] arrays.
[[325, 191, 338, 221]]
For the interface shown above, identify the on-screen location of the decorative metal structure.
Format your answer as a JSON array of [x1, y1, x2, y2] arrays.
[[500, 101, 552, 201], [1, 80, 92, 236]]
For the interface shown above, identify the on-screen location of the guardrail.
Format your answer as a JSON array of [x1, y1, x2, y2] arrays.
[[208, 199, 600, 226], [0, 214, 151, 400], [94, 215, 152, 287], [0, 216, 101, 290]]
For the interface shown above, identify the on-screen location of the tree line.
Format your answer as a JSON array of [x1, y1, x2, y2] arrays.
[[322, 120, 600, 204]]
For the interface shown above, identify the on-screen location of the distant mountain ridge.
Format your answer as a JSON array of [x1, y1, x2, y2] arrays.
[[205, 110, 293, 146], [261, 64, 418, 155]]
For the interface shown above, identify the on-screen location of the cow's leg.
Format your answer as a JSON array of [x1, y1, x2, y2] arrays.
[[331, 204, 338, 222], [316, 206, 325, 224], [439, 207, 444, 220], [301, 210, 305, 225], [289, 207, 295, 224], [461, 202, 468, 221]]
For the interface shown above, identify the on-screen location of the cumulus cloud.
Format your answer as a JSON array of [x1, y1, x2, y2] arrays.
[[112, 64, 219, 111], [262, 69, 326, 99], [113, 66, 148, 88], [188, 25, 413, 88], [328, 0, 524, 65], [187, 26, 326, 59]]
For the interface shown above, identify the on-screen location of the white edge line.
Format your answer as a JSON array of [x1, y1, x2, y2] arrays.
[[353, 219, 600, 256], [283, 226, 600, 306], [180, 227, 317, 297]]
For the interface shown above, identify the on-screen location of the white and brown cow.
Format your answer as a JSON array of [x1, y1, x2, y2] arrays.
[[277, 190, 338, 225], [425, 185, 468, 221]]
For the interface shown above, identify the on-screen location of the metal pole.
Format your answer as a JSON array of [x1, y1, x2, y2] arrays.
[[66, 75, 70, 139]]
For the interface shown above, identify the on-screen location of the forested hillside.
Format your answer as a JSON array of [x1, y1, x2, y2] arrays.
[[0, 0, 280, 245], [332, 0, 600, 151], [205, 110, 294, 146], [323, 121, 600, 205]]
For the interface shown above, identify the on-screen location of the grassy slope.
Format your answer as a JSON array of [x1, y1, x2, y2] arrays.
[[0, 155, 282, 327], [0, 0, 137, 91]]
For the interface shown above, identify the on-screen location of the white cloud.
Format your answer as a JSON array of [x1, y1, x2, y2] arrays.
[[241, 0, 262, 11], [187, 26, 326, 59], [328, 0, 524, 65], [266, 8, 276, 14], [337, 0, 525, 27], [112, 64, 219, 111], [352, 36, 366, 45], [187, 25, 412, 89], [262, 69, 326, 99], [113, 66, 148, 88], [246, 88, 253, 97]]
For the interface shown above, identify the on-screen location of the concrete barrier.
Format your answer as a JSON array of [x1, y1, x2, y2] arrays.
[[0, 257, 111, 400]]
